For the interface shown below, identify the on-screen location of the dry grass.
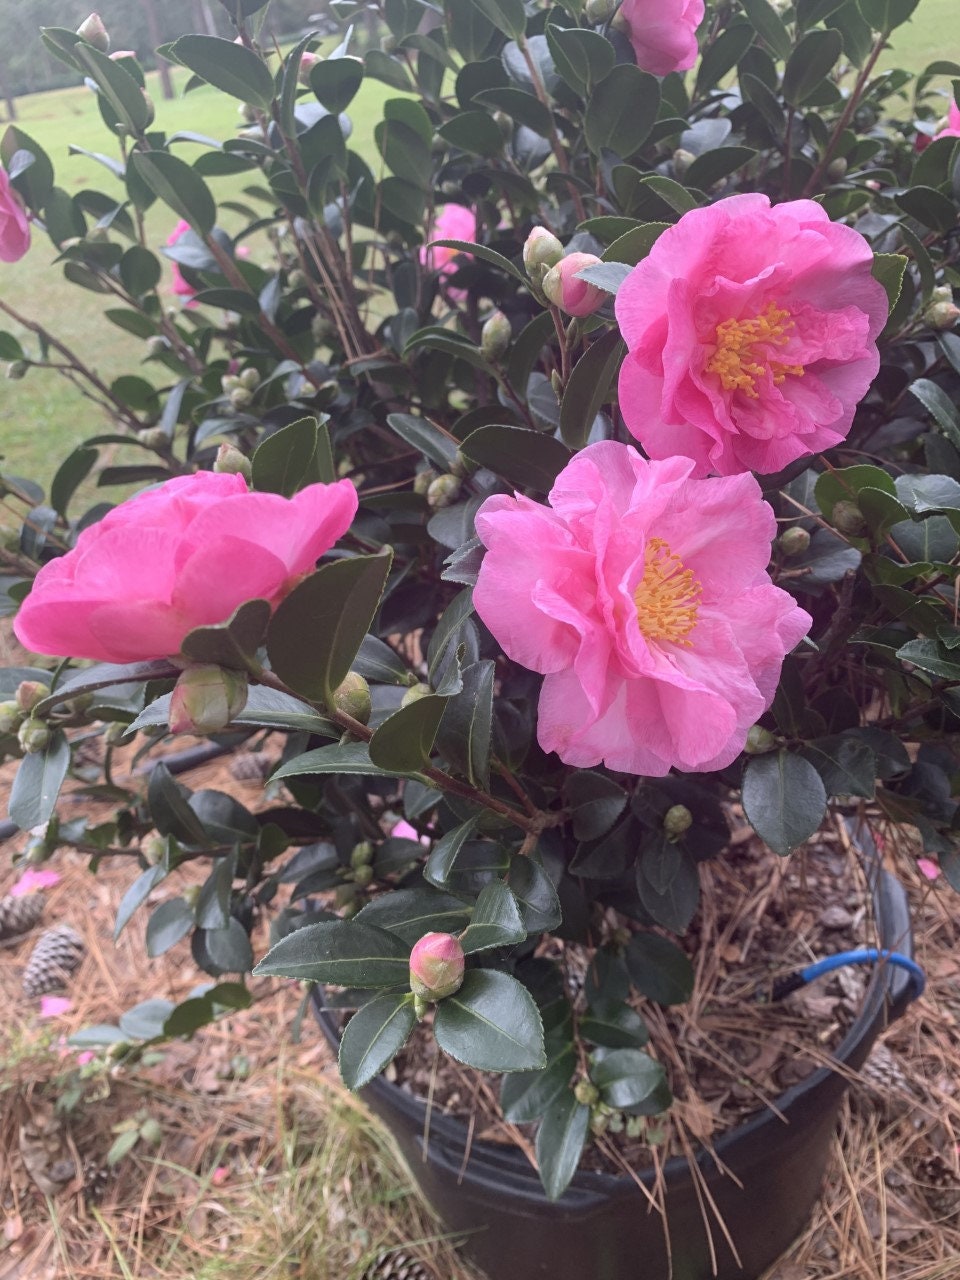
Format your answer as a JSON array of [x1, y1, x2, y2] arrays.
[[1, 779, 959, 1278]]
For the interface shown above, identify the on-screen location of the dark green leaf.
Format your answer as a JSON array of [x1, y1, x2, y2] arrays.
[[368, 693, 448, 773], [1, 127, 54, 211], [591, 1047, 668, 1114], [802, 735, 876, 798], [636, 837, 700, 935], [180, 598, 271, 670], [50, 446, 98, 519], [782, 29, 843, 106], [501, 1042, 577, 1122], [148, 763, 211, 847], [458, 881, 526, 953], [130, 152, 217, 236], [857, 0, 920, 32], [310, 57, 364, 114], [8, 731, 71, 831], [204, 918, 253, 973], [580, 1003, 648, 1049], [119, 997, 176, 1040], [466, 0, 526, 41], [114, 865, 165, 940], [195, 855, 236, 930], [908, 380, 960, 450], [339, 991, 417, 1089], [535, 1090, 589, 1201], [434, 969, 546, 1071], [559, 330, 625, 450], [73, 44, 151, 133], [896, 638, 960, 681], [584, 65, 660, 157], [355, 889, 472, 945], [171, 35, 275, 107], [437, 659, 494, 789], [626, 932, 694, 1005], [507, 856, 562, 933], [460, 425, 571, 492], [146, 898, 194, 958], [567, 770, 627, 842], [740, 0, 792, 60], [253, 920, 410, 987], [272, 741, 406, 780], [423, 817, 482, 888], [741, 750, 827, 855], [252, 417, 319, 496], [545, 26, 614, 97]]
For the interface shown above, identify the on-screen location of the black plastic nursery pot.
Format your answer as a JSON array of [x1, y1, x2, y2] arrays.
[[313, 845, 915, 1280]]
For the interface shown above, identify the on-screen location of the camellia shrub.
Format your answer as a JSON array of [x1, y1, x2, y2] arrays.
[[1, 0, 959, 1201]]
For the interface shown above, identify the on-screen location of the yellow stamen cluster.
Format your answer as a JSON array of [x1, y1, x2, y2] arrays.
[[706, 302, 805, 399], [634, 538, 701, 646]]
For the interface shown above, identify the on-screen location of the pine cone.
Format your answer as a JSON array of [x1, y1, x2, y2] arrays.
[[22, 924, 85, 997], [364, 1250, 434, 1280], [913, 1153, 960, 1221], [0, 892, 45, 941]]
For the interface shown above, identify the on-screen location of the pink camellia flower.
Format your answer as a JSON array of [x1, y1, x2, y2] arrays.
[[0, 165, 31, 263], [619, 0, 704, 77], [615, 194, 888, 477], [14, 472, 358, 663], [542, 252, 607, 318], [166, 219, 198, 305], [11, 867, 61, 897], [934, 100, 960, 141], [409, 933, 465, 1001], [421, 204, 476, 296], [917, 857, 941, 881], [473, 442, 811, 775]]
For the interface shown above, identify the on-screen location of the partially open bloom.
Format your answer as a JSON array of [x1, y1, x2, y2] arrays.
[[421, 204, 476, 295], [166, 219, 198, 304], [473, 442, 811, 775], [616, 194, 888, 476], [934, 100, 960, 142], [618, 0, 704, 77], [542, 252, 607, 318], [0, 166, 30, 263], [14, 472, 358, 663]]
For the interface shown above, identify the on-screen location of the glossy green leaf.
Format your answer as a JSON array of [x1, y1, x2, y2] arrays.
[[501, 1042, 577, 1122], [458, 881, 526, 953], [146, 898, 194, 958], [180, 598, 271, 670], [740, 0, 792, 60], [272, 741, 406, 780], [252, 417, 319, 496], [436, 659, 494, 789], [535, 1089, 589, 1201], [424, 817, 482, 888], [355, 889, 472, 945], [460, 425, 571, 493], [310, 57, 364, 113], [171, 35, 275, 107], [742, 750, 828, 855], [545, 25, 614, 97], [369, 693, 448, 773], [114, 865, 166, 941], [626, 932, 694, 1005], [130, 152, 217, 235], [559, 330, 625, 450], [7, 731, 71, 830], [591, 1047, 669, 1114], [782, 29, 843, 105], [148, 763, 211, 847], [584, 65, 660, 157], [74, 43, 151, 133], [253, 919, 410, 987], [434, 969, 546, 1071], [50, 446, 98, 519], [339, 992, 417, 1089], [466, 0, 526, 41]]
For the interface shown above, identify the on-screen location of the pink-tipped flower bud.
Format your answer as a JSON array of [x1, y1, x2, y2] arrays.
[[169, 665, 248, 736], [214, 442, 253, 482], [523, 226, 564, 276], [924, 288, 960, 330], [409, 932, 465, 1001], [542, 253, 606, 318], [480, 310, 512, 362], [778, 526, 811, 557], [16, 681, 47, 714], [77, 12, 110, 52], [298, 50, 321, 86]]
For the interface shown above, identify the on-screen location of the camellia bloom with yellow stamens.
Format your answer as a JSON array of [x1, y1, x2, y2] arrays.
[[615, 193, 888, 477], [473, 442, 811, 775]]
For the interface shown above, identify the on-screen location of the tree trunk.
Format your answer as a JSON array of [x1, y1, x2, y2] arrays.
[[140, 0, 175, 100]]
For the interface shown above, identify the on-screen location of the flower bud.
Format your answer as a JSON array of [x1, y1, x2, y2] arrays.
[[16, 681, 47, 713], [584, 0, 617, 19], [104, 720, 128, 744], [672, 148, 695, 178], [141, 92, 155, 128], [137, 426, 169, 450], [169, 665, 248, 736], [221, 374, 241, 394], [110, 50, 137, 62], [826, 157, 848, 181], [409, 932, 465, 1001], [778, 526, 811, 557], [18, 718, 51, 754], [6, 361, 28, 380], [351, 841, 374, 869], [542, 253, 607, 318], [663, 804, 693, 840], [523, 226, 564, 275], [923, 293, 960, 330], [239, 367, 261, 391], [353, 864, 373, 887], [480, 310, 512, 362], [182, 884, 201, 910], [144, 335, 168, 357], [413, 467, 438, 495], [332, 671, 372, 724], [426, 474, 461, 509], [0, 700, 21, 734], [77, 12, 110, 52], [298, 50, 321, 86], [832, 500, 867, 536], [449, 450, 477, 480], [744, 724, 776, 755], [574, 1078, 599, 1106], [401, 682, 432, 708], [213, 442, 253, 482], [139, 1118, 164, 1146], [229, 386, 253, 410], [141, 832, 166, 865]]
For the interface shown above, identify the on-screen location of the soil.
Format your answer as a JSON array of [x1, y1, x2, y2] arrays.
[[386, 822, 879, 1177]]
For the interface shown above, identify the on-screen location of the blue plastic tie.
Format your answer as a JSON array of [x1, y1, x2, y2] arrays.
[[771, 948, 926, 1003]]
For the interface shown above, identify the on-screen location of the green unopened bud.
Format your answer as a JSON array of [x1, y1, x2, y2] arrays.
[[213, 442, 252, 482], [351, 841, 374, 869], [6, 361, 28, 380], [77, 12, 110, 52], [930, 285, 953, 305], [493, 111, 513, 141], [778, 526, 811, 557], [574, 1079, 599, 1106], [141, 832, 166, 865], [144, 335, 168, 357], [409, 932, 465, 1001], [584, 0, 617, 19], [311, 315, 337, 344], [522, 226, 564, 276], [426, 474, 460, 510], [104, 720, 128, 744], [353, 864, 373, 887], [0, 700, 21, 734], [229, 387, 253, 410], [413, 468, 437, 495], [672, 148, 696, 178], [239, 367, 261, 391], [663, 804, 693, 840], [480, 310, 512, 362], [182, 884, 201, 910], [550, 369, 564, 397], [139, 1118, 163, 1146], [169, 664, 248, 736], [332, 671, 372, 724], [590, 1107, 609, 1135], [450, 450, 477, 480], [744, 724, 776, 755], [16, 681, 47, 714], [221, 374, 241, 394], [832, 500, 866, 536], [401, 682, 432, 708], [382, 34, 398, 52], [137, 427, 169, 450], [141, 92, 155, 128], [826, 157, 848, 181], [923, 294, 960, 330], [18, 718, 50, 754]]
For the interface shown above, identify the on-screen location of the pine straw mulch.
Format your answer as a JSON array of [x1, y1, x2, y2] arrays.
[[0, 741, 959, 1279]]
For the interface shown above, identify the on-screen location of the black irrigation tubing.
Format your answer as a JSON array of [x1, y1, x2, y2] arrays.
[[0, 738, 245, 845]]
